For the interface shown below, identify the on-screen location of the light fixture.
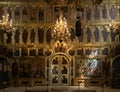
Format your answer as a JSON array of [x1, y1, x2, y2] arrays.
[[110, 22, 120, 32], [0, 14, 12, 29], [52, 12, 71, 42], [0, 0, 13, 30]]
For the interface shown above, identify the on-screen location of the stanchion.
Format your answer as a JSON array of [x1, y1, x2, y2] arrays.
[[24, 80, 27, 92], [2, 81, 7, 92], [102, 78, 104, 92], [47, 83, 49, 92], [78, 81, 80, 92]]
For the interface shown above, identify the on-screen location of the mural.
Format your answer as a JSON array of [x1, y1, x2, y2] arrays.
[[85, 5, 91, 21], [22, 6, 28, 23], [33, 59, 45, 78], [102, 26, 108, 42], [86, 27, 92, 43], [14, 6, 20, 22], [109, 4, 116, 20], [94, 27, 99, 42], [46, 6, 53, 23], [0, 5, 4, 20], [46, 27, 52, 44], [38, 27, 44, 43], [15, 28, 20, 44], [75, 59, 88, 77], [88, 59, 101, 78], [22, 28, 28, 44], [38, 6, 45, 22], [30, 28, 36, 44], [29, 6, 37, 22], [102, 4, 108, 19]]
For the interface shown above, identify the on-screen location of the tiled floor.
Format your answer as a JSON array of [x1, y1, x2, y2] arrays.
[[0, 86, 120, 92]]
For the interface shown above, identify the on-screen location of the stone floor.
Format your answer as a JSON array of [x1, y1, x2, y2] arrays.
[[0, 86, 120, 92]]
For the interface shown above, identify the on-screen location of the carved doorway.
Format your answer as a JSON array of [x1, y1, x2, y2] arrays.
[[50, 54, 70, 86], [112, 56, 120, 88]]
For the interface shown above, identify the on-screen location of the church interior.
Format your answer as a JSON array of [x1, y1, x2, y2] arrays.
[[0, 0, 120, 92]]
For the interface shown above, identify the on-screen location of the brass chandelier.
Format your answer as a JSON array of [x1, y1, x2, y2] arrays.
[[0, 13, 12, 29], [0, 0, 13, 30], [52, 13, 71, 42]]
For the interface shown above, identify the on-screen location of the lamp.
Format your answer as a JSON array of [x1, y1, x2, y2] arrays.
[[0, 14, 12, 29], [52, 12, 71, 42], [0, 0, 12, 30]]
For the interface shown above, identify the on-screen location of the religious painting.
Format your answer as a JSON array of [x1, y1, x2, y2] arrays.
[[61, 75, 68, 84], [22, 6, 29, 23], [61, 66, 68, 74], [93, 6, 100, 21], [75, 18, 82, 37], [46, 27, 52, 44], [6, 29, 12, 44], [38, 48, 44, 56], [94, 27, 100, 42], [85, 5, 92, 22], [19, 59, 32, 78], [78, 27, 84, 42], [14, 28, 20, 44], [54, 42, 67, 53], [52, 57, 58, 65], [38, 6, 45, 22], [110, 29, 115, 42], [52, 76, 59, 84], [29, 49, 36, 56], [22, 27, 28, 44], [86, 26, 92, 43], [88, 59, 101, 78], [102, 26, 108, 42], [102, 58, 110, 77], [21, 48, 28, 56], [109, 4, 116, 20], [38, 27, 44, 43], [13, 48, 20, 56], [52, 66, 58, 74], [69, 5, 76, 22], [44, 49, 52, 56], [77, 48, 84, 56], [102, 47, 108, 55], [93, 48, 100, 56], [101, 4, 108, 21], [54, 6, 60, 22], [0, 5, 4, 20], [7, 6, 12, 21], [46, 5, 53, 23], [19, 59, 27, 78], [85, 48, 92, 56], [69, 49, 75, 56], [12, 60, 18, 78], [29, 5, 37, 22], [33, 58, 45, 78], [0, 27, 6, 44], [30, 28, 36, 44], [76, 5, 85, 21], [62, 57, 68, 65], [61, 6, 68, 20], [75, 59, 88, 78], [14, 5, 20, 23]]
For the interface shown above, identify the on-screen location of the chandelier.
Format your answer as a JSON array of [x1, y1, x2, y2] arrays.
[[0, 14, 12, 29], [52, 13, 71, 42], [0, 0, 12, 30]]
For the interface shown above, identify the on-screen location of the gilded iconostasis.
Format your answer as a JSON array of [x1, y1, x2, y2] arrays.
[[0, 0, 120, 87]]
